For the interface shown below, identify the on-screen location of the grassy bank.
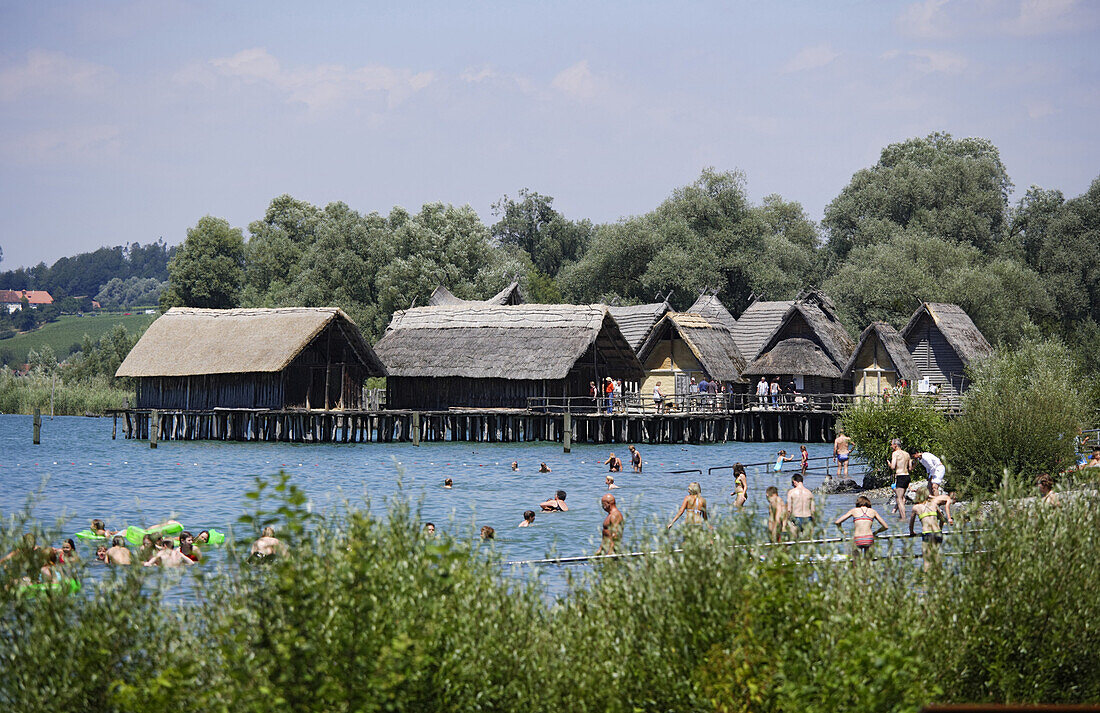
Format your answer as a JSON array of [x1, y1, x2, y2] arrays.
[[2, 474, 1099, 712], [0, 371, 130, 414], [0, 312, 155, 367]]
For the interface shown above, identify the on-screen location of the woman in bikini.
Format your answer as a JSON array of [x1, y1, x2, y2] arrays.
[[730, 463, 748, 509], [835, 495, 888, 557], [909, 487, 952, 571], [668, 482, 708, 528]]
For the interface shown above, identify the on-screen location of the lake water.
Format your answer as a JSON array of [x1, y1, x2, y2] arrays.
[[2, 414, 898, 594]]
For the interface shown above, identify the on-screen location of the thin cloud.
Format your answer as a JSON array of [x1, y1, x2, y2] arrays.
[[0, 50, 114, 101], [881, 49, 968, 74], [1, 124, 120, 164], [178, 48, 435, 113], [782, 43, 840, 73], [551, 60, 602, 100], [898, 0, 1095, 38], [1002, 0, 1084, 36]]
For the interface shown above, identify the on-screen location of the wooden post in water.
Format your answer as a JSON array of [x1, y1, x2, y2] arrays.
[[112, 412, 117, 440], [150, 410, 159, 449], [33, 408, 41, 444], [563, 413, 572, 453], [412, 412, 421, 447]]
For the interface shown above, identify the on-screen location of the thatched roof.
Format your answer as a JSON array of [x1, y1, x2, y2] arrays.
[[375, 304, 643, 380], [639, 313, 747, 382], [686, 294, 738, 332], [901, 302, 993, 365], [730, 299, 794, 360], [844, 322, 921, 380], [608, 302, 672, 352], [427, 281, 524, 307], [116, 307, 385, 378], [742, 338, 843, 378]]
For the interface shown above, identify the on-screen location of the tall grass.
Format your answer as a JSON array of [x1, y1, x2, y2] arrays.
[[3, 473, 1099, 712], [0, 370, 129, 415]]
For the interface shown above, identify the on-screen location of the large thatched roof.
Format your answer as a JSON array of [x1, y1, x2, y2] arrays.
[[686, 294, 738, 332], [608, 301, 672, 352], [730, 299, 794, 360], [375, 304, 643, 380], [116, 307, 384, 378], [901, 302, 993, 364], [639, 313, 747, 382], [427, 281, 524, 307], [742, 338, 843, 378], [844, 322, 921, 380]]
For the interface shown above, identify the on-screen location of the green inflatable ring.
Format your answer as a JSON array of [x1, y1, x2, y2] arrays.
[[19, 578, 82, 596]]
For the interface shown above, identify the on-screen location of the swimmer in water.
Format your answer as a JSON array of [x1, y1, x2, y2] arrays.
[[143, 537, 195, 568], [730, 463, 747, 509], [444, 478, 453, 489], [425, 522, 436, 536], [605, 474, 620, 490], [89, 519, 114, 538], [105, 536, 133, 565], [480, 526, 495, 540], [836, 495, 889, 558], [603, 452, 623, 472], [596, 494, 624, 555], [800, 445, 809, 475], [538, 463, 552, 473], [668, 482, 708, 529], [511, 461, 519, 471], [94, 545, 108, 563], [178, 531, 201, 562], [540, 490, 568, 512], [773, 450, 794, 473], [60, 538, 78, 563], [628, 445, 642, 473], [765, 486, 787, 543], [250, 526, 288, 561], [518, 511, 536, 527]]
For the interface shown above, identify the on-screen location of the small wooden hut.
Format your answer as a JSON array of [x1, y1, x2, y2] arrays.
[[900, 302, 992, 395], [116, 308, 385, 410], [373, 304, 643, 410], [608, 301, 672, 353], [742, 293, 855, 393], [427, 281, 524, 306], [844, 322, 921, 396], [729, 298, 796, 361], [636, 313, 747, 396]]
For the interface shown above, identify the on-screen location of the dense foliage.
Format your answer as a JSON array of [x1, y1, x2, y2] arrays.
[[945, 339, 1090, 496], [0, 241, 173, 298], [3, 474, 1100, 711], [838, 394, 949, 488]]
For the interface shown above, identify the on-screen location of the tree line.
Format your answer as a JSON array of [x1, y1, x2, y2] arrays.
[[0, 241, 173, 303]]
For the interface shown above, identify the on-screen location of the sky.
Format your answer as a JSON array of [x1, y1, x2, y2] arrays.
[[1, 0, 1098, 269]]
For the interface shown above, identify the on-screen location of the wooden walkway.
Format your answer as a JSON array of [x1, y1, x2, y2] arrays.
[[108, 407, 841, 445]]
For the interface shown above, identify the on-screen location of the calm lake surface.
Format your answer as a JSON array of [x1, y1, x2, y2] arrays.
[[2, 414, 895, 595]]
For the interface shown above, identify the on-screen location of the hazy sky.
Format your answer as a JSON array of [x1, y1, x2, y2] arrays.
[[1, 0, 1097, 269]]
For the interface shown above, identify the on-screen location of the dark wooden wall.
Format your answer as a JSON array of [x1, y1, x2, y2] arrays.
[[135, 373, 285, 410], [387, 377, 563, 410]]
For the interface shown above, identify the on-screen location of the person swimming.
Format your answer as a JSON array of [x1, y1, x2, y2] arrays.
[[538, 463, 552, 473], [540, 490, 568, 512], [480, 526, 495, 540], [518, 511, 536, 528], [443, 478, 453, 489]]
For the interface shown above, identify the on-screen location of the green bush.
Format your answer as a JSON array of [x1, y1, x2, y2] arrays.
[[4, 473, 1100, 711], [946, 338, 1089, 497], [0, 368, 130, 415], [838, 394, 949, 488]]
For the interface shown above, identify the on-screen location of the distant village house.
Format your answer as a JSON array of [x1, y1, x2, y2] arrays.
[[1, 289, 53, 313]]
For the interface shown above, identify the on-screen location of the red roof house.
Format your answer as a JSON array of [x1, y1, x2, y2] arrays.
[[1, 289, 54, 311]]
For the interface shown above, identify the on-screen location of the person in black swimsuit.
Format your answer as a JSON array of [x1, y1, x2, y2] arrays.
[[539, 490, 568, 512]]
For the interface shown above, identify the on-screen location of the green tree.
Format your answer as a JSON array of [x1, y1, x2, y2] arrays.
[[823, 132, 1012, 261], [838, 394, 948, 488], [161, 216, 245, 309], [491, 189, 593, 277], [945, 339, 1088, 496]]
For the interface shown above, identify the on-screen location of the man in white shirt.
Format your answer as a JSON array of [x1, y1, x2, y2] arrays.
[[912, 451, 946, 496], [756, 377, 768, 407]]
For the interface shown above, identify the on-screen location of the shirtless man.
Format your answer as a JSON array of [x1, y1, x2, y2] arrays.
[[912, 450, 946, 496], [143, 538, 195, 567], [628, 445, 642, 473], [518, 511, 536, 527], [1087, 449, 1100, 468], [538, 462, 552, 473], [540, 490, 569, 512], [596, 493, 624, 555], [765, 486, 788, 543], [834, 429, 852, 479], [786, 474, 815, 538], [888, 438, 912, 520], [603, 452, 623, 473], [250, 526, 288, 559], [605, 475, 620, 490], [1036, 474, 1060, 508], [105, 536, 133, 565]]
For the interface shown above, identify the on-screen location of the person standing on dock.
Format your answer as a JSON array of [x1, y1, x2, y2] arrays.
[[756, 377, 768, 407], [629, 445, 642, 473], [834, 429, 852, 479], [912, 451, 946, 496], [604, 377, 614, 414], [653, 381, 665, 414], [589, 381, 598, 411], [769, 378, 780, 407], [888, 439, 912, 520], [786, 474, 815, 537], [596, 493, 624, 555]]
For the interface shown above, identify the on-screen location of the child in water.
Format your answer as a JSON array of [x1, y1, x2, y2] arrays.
[[774, 450, 794, 473]]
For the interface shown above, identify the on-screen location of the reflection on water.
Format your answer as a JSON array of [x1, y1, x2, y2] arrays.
[[2, 414, 901, 595]]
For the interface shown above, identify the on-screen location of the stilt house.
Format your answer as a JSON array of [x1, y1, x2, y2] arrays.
[[427, 281, 524, 306], [686, 293, 739, 332], [729, 298, 796, 361], [741, 292, 855, 393], [636, 313, 747, 396], [608, 301, 673, 353], [115, 307, 385, 410], [900, 302, 993, 395], [373, 304, 643, 410], [844, 322, 921, 396]]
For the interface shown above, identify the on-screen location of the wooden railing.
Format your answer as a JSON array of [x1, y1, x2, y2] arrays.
[[527, 391, 964, 416]]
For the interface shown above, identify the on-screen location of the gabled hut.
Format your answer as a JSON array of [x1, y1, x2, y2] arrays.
[[116, 308, 385, 410], [427, 281, 524, 307], [686, 294, 738, 332], [844, 322, 920, 396], [729, 298, 795, 361], [608, 301, 672, 353], [900, 302, 993, 395], [742, 293, 855, 393], [636, 313, 747, 396], [373, 304, 643, 410]]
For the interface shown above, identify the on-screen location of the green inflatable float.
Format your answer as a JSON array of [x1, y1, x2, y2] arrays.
[[19, 578, 82, 596], [124, 521, 184, 546]]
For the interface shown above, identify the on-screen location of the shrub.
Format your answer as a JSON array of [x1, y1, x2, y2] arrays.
[[838, 394, 949, 488], [946, 338, 1088, 497]]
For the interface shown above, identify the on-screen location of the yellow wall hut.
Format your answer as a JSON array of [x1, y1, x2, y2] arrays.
[[844, 321, 921, 396]]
